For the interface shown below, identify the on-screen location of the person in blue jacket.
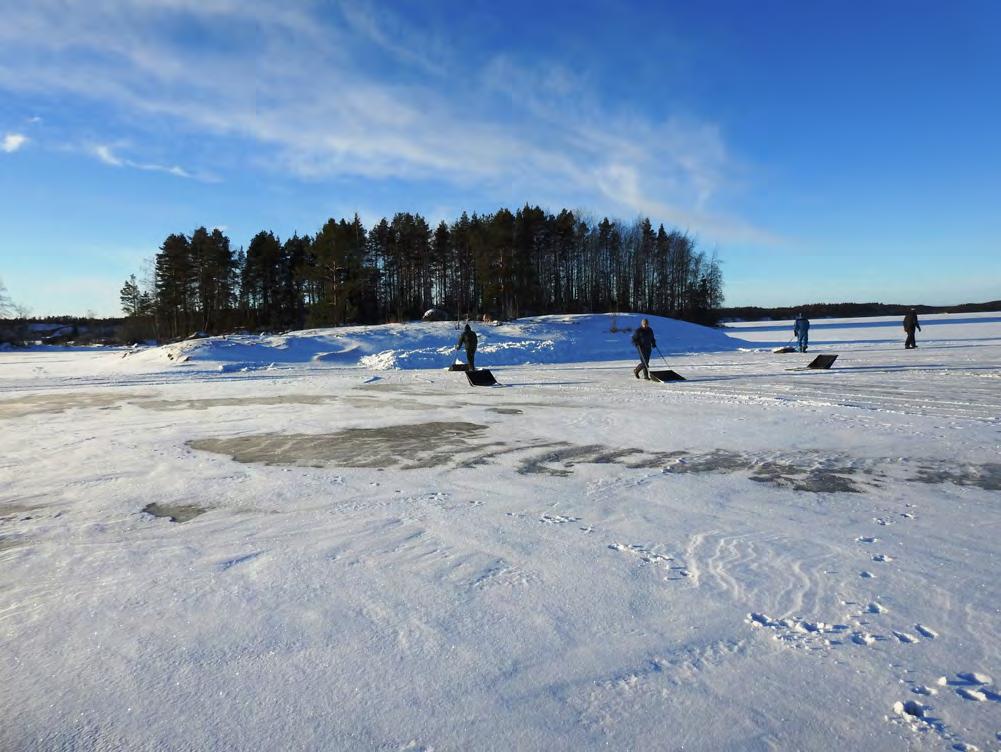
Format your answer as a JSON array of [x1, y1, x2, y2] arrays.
[[793, 312, 810, 353]]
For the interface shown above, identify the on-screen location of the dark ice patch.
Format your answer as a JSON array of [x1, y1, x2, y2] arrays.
[[0, 392, 149, 419], [912, 462, 1001, 491], [189, 422, 489, 470], [139, 395, 338, 411], [187, 422, 1001, 495]]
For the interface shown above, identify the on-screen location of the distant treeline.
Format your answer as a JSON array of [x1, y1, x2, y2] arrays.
[[119, 206, 724, 341], [719, 301, 1001, 321], [0, 317, 124, 347]]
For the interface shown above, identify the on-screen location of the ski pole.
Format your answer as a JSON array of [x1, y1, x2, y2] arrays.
[[635, 344, 651, 371]]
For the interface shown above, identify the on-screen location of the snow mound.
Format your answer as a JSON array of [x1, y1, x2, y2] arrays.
[[123, 313, 742, 372]]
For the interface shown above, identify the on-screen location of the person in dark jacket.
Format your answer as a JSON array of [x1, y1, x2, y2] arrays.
[[903, 308, 921, 349], [793, 312, 810, 352], [456, 323, 478, 370], [631, 318, 657, 379]]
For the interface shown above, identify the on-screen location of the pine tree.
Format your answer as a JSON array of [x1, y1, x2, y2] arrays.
[[242, 231, 283, 328], [120, 275, 143, 316], [154, 233, 194, 339]]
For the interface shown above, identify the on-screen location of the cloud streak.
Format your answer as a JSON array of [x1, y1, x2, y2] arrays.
[[0, 0, 773, 243], [90, 143, 213, 181]]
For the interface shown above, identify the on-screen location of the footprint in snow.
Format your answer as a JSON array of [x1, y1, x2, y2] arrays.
[[539, 513, 581, 524], [859, 570, 876, 578], [914, 624, 939, 639], [956, 688, 989, 702], [936, 673, 999, 703], [748, 612, 849, 650], [889, 698, 956, 740], [610, 543, 687, 578], [956, 672, 993, 685], [893, 631, 919, 644], [934, 672, 997, 703], [872, 553, 893, 562], [397, 742, 433, 752], [217, 551, 264, 571], [857, 536, 879, 543], [893, 699, 929, 719]]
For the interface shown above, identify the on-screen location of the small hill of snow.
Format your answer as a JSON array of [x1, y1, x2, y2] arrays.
[[123, 313, 743, 372]]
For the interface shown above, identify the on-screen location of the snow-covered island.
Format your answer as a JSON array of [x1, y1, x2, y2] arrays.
[[2, 312, 999, 751]]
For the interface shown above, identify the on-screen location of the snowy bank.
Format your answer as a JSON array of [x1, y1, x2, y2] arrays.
[[124, 313, 742, 372]]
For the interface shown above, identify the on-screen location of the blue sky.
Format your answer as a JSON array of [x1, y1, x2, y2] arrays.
[[1, 0, 998, 316]]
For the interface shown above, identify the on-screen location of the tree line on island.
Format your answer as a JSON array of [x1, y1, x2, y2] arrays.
[[120, 206, 724, 341]]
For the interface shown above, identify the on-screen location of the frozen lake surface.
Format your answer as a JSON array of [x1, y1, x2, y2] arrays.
[[1, 313, 999, 751]]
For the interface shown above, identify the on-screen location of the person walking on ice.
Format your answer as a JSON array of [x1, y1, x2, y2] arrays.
[[794, 312, 810, 353], [903, 308, 921, 349], [456, 323, 478, 370], [631, 318, 657, 380]]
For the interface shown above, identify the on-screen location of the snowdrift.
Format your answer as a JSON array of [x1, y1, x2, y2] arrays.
[[124, 313, 743, 372]]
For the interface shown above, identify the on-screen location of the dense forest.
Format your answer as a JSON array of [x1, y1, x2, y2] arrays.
[[118, 206, 724, 341]]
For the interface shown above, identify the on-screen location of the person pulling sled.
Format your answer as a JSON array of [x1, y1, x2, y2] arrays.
[[794, 312, 810, 353], [456, 323, 478, 370], [632, 318, 656, 380]]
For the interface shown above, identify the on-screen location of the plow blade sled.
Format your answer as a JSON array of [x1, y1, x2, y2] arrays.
[[806, 354, 838, 369], [789, 354, 838, 371], [650, 370, 686, 382], [466, 369, 498, 386]]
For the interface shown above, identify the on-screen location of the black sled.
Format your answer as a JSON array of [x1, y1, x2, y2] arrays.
[[466, 369, 498, 386], [649, 370, 687, 382], [789, 354, 838, 371]]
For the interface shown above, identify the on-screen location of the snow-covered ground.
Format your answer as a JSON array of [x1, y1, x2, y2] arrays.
[[2, 313, 999, 751]]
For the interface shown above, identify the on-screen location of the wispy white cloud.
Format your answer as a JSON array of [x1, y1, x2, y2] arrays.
[[0, 0, 773, 243], [90, 143, 215, 182], [337, 0, 448, 76], [93, 144, 124, 166], [2, 132, 28, 153]]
